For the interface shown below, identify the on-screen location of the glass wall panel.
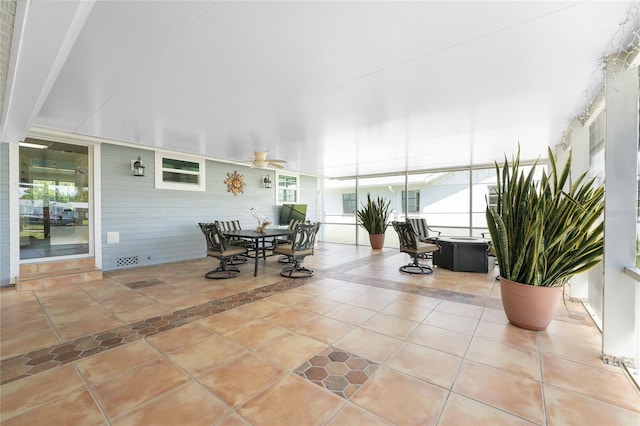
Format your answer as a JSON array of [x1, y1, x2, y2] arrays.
[[323, 177, 357, 244], [407, 170, 470, 236], [19, 139, 90, 259], [357, 175, 404, 247]]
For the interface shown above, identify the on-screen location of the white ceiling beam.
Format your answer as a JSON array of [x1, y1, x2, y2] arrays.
[[0, 0, 95, 143]]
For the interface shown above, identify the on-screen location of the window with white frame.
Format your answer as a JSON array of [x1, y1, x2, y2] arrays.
[[155, 152, 206, 191], [276, 172, 298, 204]]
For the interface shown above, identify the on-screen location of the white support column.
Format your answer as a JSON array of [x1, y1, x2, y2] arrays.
[[568, 122, 591, 300], [602, 58, 639, 366]]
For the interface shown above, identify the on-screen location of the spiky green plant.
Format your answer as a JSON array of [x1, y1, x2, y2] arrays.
[[357, 193, 391, 234], [486, 147, 604, 287]]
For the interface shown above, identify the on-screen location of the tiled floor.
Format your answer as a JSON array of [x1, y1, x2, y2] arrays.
[[1, 243, 639, 425]]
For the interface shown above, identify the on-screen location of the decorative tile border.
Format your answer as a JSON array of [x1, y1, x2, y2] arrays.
[[0, 279, 307, 385], [294, 346, 378, 399]]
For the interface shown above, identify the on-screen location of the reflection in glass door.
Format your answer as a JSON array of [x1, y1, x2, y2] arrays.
[[19, 139, 90, 260]]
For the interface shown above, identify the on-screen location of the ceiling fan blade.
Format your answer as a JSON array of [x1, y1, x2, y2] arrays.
[[268, 161, 285, 169]]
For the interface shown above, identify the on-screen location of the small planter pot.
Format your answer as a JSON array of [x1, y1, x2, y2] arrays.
[[368, 234, 385, 249], [500, 277, 563, 331]]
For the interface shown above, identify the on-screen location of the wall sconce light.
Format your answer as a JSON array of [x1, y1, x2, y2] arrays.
[[131, 156, 145, 177], [263, 175, 272, 189]]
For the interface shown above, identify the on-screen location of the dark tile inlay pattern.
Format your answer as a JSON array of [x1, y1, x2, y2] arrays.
[[124, 279, 165, 289], [0, 279, 307, 385], [294, 346, 378, 399]]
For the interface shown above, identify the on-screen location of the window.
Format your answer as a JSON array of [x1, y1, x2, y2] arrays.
[[343, 193, 356, 213], [401, 190, 420, 214], [155, 152, 205, 191], [276, 172, 298, 204]]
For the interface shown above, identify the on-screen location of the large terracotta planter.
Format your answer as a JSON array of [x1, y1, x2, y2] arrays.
[[368, 234, 385, 249], [500, 278, 563, 331]]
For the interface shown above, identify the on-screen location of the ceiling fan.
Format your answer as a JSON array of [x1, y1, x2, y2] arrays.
[[246, 151, 287, 169]]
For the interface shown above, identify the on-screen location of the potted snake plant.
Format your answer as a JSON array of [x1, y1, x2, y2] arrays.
[[357, 193, 391, 249], [486, 147, 604, 330]]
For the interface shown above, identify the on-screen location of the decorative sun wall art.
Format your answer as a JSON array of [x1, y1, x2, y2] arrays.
[[224, 171, 246, 196]]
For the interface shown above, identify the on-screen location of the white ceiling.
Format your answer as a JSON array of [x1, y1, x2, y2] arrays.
[[2, 1, 638, 177]]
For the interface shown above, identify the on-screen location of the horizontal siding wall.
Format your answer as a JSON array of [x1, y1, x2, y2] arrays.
[[0, 142, 9, 285], [100, 145, 319, 271]]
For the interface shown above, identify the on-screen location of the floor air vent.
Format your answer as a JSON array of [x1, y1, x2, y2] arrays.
[[116, 256, 139, 268]]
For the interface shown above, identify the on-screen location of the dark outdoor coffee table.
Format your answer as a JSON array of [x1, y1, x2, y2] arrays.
[[433, 236, 493, 273]]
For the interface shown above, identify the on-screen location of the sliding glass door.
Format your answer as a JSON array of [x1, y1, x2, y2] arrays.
[[19, 139, 90, 260]]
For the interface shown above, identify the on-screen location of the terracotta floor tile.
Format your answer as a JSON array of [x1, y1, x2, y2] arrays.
[[295, 316, 356, 345], [238, 374, 343, 426], [326, 403, 391, 426], [112, 381, 231, 426], [216, 413, 252, 425], [75, 340, 161, 385], [0, 328, 61, 360], [538, 332, 618, 371], [192, 308, 252, 334], [167, 335, 245, 377], [452, 360, 544, 424], [439, 392, 537, 426], [115, 303, 173, 323], [267, 290, 314, 306], [397, 293, 442, 309], [544, 384, 640, 426], [350, 367, 448, 424], [292, 297, 342, 315], [223, 318, 288, 349], [386, 342, 462, 389], [474, 320, 538, 352], [380, 300, 432, 322], [324, 304, 377, 325], [347, 293, 400, 311], [334, 328, 403, 364], [236, 299, 287, 318], [480, 306, 510, 324], [2, 389, 106, 426], [408, 323, 472, 357], [320, 288, 361, 303], [360, 312, 419, 339], [198, 352, 286, 407], [146, 323, 214, 354], [263, 306, 318, 329], [466, 337, 540, 381], [256, 332, 327, 370], [541, 354, 640, 412], [0, 364, 84, 421], [90, 358, 190, 419], [423, 310, 479, 335], [435, 300, 485, 319], [56, 315, 125, 341]]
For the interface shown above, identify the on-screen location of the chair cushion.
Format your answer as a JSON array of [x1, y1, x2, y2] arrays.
[[274, 245, 313, 257], [208, 246, 247, 258]]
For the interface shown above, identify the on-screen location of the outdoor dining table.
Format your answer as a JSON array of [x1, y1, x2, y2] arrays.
[[222, 228, 294, 277]]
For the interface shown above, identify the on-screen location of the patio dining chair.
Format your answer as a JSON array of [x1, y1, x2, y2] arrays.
[[392, 221, 439, 275], [274, 222, 321, 278], [198, 222, 248, 279], [215, 220, 250, 264], [277, 219, 308, 264]]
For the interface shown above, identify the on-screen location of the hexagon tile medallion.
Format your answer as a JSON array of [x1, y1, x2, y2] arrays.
[[294, 346, 378, 399]]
